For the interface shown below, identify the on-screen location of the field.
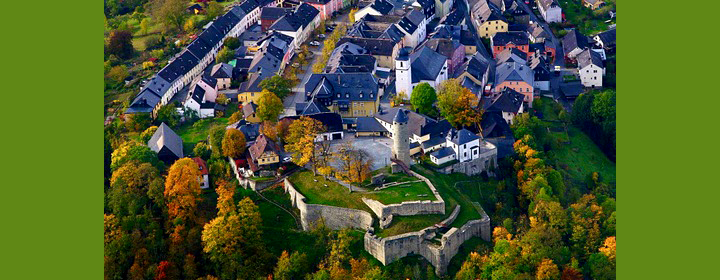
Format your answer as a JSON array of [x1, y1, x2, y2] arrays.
[[174, 104, 238, 154], [557, 0, 616, 35], [411, 166, 484, 228]]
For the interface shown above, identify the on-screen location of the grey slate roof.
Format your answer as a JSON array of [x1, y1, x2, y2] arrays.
[[304, 73, 379, 103], [448, 128, 479, 145], [337, 38, 396, 56], [492, 31, 529, 47], [227, 120, 261, 141], [355, 117, 388, 132], [496, 48, 528, 64], [295, 101, 330, 115], [486, 88, 524, 113], [410, 46, 447, 83], [562, 29, 590, 55], [495, 61, 533, 85], [158, 51, 200, 84], [243, 101, 258, 117], [127, 87, 161, 114], [441, 8, 464, 26], [393, 108, 409, 123], [370, 0, 394, 15], [261, 7, 292, 21], [595, 28, 616, 47], [211, 63, 234, 79], [423, 38, 462, 59], [397, 9, 425, 34], [577, 48, 603, 69], [148, 123, 184, 159], [431, 147, 455, 159], [481, 111, 513, 139], [422, 136, 446, 149]]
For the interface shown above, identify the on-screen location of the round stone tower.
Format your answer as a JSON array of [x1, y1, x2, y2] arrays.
[[391, 109, 412, 166]]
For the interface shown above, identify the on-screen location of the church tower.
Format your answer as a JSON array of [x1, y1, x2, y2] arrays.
[[391, 109, 412, 167], [395, 47, 413, 99]]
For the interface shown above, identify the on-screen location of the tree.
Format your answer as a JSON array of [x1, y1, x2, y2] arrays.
[[110, 141, 163, 171], [599, 236, 616, 262], [259, 75, 292, 99], [140, 18, 151, 35], [183, 18, 196, 33], [107, 65, 129, 84], [392, 91, 407, 107], [193, 142, 211, 160], [536, 258, 560, 280], [126, 113, 153, 132], [109, 162, 164, 217], [216, 46, 234, 63], [455, 252, 484, 280], [256, 90, 284, 122], [164, 158, 202, 224], [273, 251, 309, 280], [410, 82, 437, 116], [202, 197, 268, 279], [349, 8, 358, 22], [156, 105, 181, 127], [140, 126, 159, 143], [437, 79, 482, 129], [334, 142, 372, 186], [222, 129, 247, 158], [107, 30, 134, 59], [276, 118, 293, 145], [285, 117, 326, 174], [260, 121, 279, 141], [228, 111, 242, 124], [151, 0, 186, 32], [588, 253, 615, 280], [209, 126, 225, 159], [223, 36, 241, 50], [206, 1, 224, 19], [183, 254, 199, 280], [216, 93, 229, 105]]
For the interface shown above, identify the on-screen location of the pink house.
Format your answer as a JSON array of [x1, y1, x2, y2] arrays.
[[306, 0, 343, 20], [424, 38, 465, 75]]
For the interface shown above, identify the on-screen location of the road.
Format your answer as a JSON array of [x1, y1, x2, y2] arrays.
[[512, 0, 564, 68], [282, 40, 325, 117]]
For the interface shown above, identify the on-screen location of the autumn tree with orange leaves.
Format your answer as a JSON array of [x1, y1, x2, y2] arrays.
[[164, 158, 202, 261], [437, 79, 482, 129], [285, 116, 326, 175]]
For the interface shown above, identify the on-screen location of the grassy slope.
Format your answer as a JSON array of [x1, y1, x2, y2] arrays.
[[174, 104, 238, 155], [411, 166, 483, 228]]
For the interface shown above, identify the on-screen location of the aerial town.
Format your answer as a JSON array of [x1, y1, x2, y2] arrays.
[[104, 0, 616, 279]]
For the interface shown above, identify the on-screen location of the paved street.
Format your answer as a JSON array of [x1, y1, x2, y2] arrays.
[[330, 135, 393, 171], [282, 40, 324, 117]]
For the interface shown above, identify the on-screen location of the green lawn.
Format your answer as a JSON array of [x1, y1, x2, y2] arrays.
[[411, 166, 483, 228], [363, 171, 436, 205], [558, 0, 616, 35], [375, 214, 446, 238], [175, 104, 237, 154], [287, 170, 372, 212]]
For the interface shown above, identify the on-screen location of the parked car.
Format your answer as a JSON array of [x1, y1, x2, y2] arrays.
[[309, 41, 320, 46], [292, 62, 300, 68], [318, 34, 326, 39], [283, 156, 292, 162]]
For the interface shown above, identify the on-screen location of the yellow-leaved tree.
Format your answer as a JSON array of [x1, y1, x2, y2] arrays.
[[285, 116, 326, 174]]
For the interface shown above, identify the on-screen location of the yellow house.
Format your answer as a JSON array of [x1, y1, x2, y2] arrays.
[[242, 101, 261, 123], [249, 134, 281, 166], [304, 73, 380, 118], [238, 72, 265, 104], [472, 0, 509, 38]]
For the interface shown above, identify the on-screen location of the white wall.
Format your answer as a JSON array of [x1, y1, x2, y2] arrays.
[[580, 64, 603, 88]]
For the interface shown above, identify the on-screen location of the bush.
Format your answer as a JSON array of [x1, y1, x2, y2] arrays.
[[223, 37, 241, 50]]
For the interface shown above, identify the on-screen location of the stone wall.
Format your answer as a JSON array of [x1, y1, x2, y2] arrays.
[[446, 147, 498, 176], [361, 170, 446, 228], [228, 157, 275, 191], [284, 179, 374, 231], [364, 206, 492, 276]]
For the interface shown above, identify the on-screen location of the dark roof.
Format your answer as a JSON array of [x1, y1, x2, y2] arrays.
[[431, 147, 455, 159], [157, 51, 200, 83], [486, 88, 524, 113], [448, 128, 479, 145], [595, 28, 616, 47], [305, 73, 379, 102], [227, 120, 261, 141], [148, 123, 184, 159], [239, 0, 260, 14], [188, 83, 207, 104], [562, 29, 590, 54], [240, 24, 263, 43], [192, 157, 209, 175], [487, 137, 515, 158], [441, 8, 464, 25], [261, 7, 292, 20], [424, 38, 462, 58], [355, 117, 388, 132], [559, 81, 584, 98], [211, 63, 233, 79], [410, 47, 448, 83], [481, 111, 514, 139], [415, 0, 436, 19], [187, 36, 212, 61], [393, 108, 409, 123], [472, 0, 506, 23], [370, 0, 394, 15], [327, 54, 377, 73], [577, 49, 603, 69], [421, 136, 446, 149], [337, 38, 396, 56], [376, 107, 446, 137], [492, 32, 529, 47], [496, 47, 527, 64], [249, 134, 281, 161], [127, 87, 161, 114], [380, 24, 404, 43], [295, 101, 330, 115], [397, 9, 425, 34], [281, 112, 344, 132]]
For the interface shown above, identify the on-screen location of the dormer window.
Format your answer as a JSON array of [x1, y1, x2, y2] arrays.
[[337, 94, 340, 98], [346, 94, 349, 98]]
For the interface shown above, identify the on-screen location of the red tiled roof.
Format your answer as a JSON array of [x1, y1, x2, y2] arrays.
[[192, 157, 209, 175]]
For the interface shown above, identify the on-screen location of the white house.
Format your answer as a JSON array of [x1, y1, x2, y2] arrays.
[[354, 0, 395, 21], [536, 0, 562, 23], [268, 3, 320, 47], [184, 77, 220, 118], [577, 49, 604, 88], [395, 46, 449, 98], [396, 8, 428, 49], [430, 128, 481, 164]]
